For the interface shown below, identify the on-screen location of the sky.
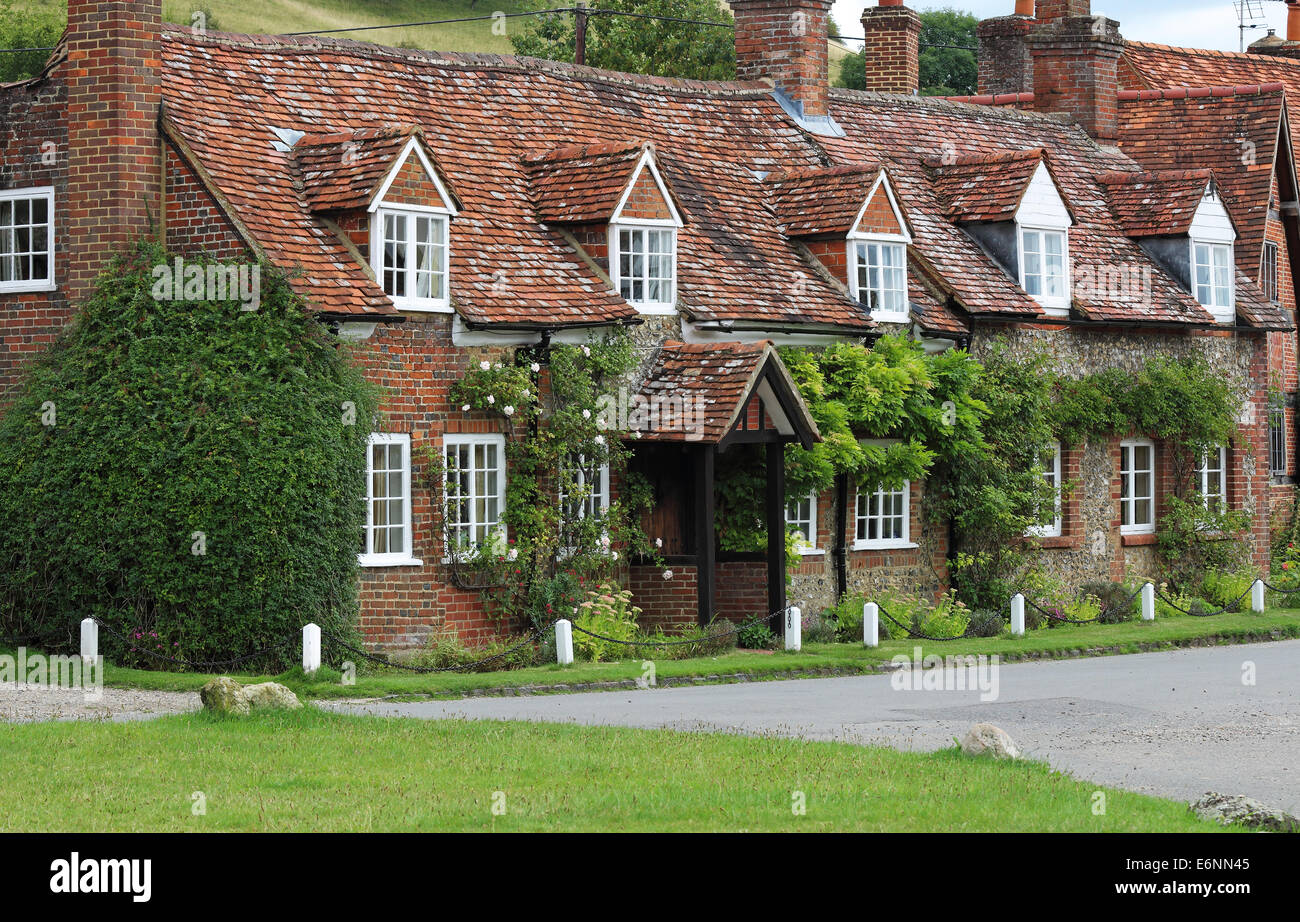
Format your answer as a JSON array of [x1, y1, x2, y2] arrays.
[[830, 0, 1291, 53]]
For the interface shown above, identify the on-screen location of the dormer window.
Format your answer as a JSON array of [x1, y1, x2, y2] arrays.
[[1019, 227, 1068, 303], [1192, 241, 1233, 314], [1014, 162, 1072, 315], [376, 207, 449, 308], [613, 224, 675, 309], [846, 172, 912, 323], [607, 149, 683, 315]]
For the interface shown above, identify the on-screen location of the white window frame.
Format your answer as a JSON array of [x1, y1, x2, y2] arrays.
[[1262, 240, 1279, 302], [0, 186, 55, 293], [1197, 445, 1228, 514], [1190, 239, 1234, 322], [853, 482, 912, 550], [559, 455, 610, 522], [1018, 225, 1069, 313], [442, 432, 507, 560], [610, 221, 677, 314], [1027, 442, 1062, 538], [1119, 438, 1157, 535], [359, 433, 421, 568], [370, 203, 452, 312], [846, 173, 912, 323], [785, 490, 820, 554], [848, 238, 909, 323]]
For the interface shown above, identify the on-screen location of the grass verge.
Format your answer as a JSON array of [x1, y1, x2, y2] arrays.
[[20, 607, 1298, 701], [0, 708, 1230, 832]]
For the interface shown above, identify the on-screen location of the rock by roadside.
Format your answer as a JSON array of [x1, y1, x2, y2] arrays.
[[1190, 791, 1299, 832], [199, 677, 301, 714], [960, 722, 1021, 759]]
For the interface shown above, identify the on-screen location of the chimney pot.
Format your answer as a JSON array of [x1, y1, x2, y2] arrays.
[[1014, 0, 1035, 16], [1289, 0, 1300, 42], [861, 3, 922, 95]]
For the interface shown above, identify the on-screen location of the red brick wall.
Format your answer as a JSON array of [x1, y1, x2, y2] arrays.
[[854, 190, 903, 235], [64, 0, 162, 302], [804, 237, 849, 285], [732, 0, 834, 117], [380, 151, 448, 208], [715, 559, 769, 621], [630, 563, 698, 631], [0, 73, 68, 399], [861, 5, 922, 95], [1027, 18, 1123, 140], [164, 144, 247, 258], [617, 167, 671, 221]]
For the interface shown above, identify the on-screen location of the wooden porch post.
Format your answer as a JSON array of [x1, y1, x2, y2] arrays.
[[695, 444, 716, 626], [766, 440, 786, 633]]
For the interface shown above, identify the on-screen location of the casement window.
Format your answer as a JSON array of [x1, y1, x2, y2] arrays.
[[612, 224, 675, 311], [1119, 439, 1156, 535], [1019, 227, 1068, 307], [360, 433, 419, 567], [1027, 442, 1062, 538], [1269, 403, 1287, 478], [443, 433, 506, 557], [559, 455, 610, 521], [1262, 241, 1279, 302], [854, 482, 910, 549], [1191, 241, 1233, 317], [0, 186, 54, 292], [785, 491, 819, 553], [851, 240, 908, 321], [1198, 446, 1228, 513], [372, 206, 450, 311]]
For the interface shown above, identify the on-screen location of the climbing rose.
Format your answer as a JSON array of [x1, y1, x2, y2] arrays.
[[486, 395, 495, 405], [663, 570, 673, 580], [504, 405, 515, 416], [479, 360, 490, 371], [530, 362, 540, 373]]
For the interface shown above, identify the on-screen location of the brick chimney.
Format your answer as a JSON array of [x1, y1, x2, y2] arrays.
[[65, 0, 163, 301], [860, 0, 922, 95], [1026, 6, 1124, 139], [1249, 1, 1300, 60], [977, 3, 1035, 96], [732, 0, 834, 118]]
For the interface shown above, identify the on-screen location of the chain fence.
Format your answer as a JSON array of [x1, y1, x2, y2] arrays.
[[90, 615, 299, 671]]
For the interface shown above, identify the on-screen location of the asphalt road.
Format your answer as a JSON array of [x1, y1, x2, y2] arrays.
[[325, 640, 1300, 813]]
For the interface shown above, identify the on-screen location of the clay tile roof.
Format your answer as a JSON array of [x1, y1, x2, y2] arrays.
[[292, 125, 419, 213], [634, 341, 818, 445], [525, 140, 651, 224], [819, 91, 1218, 324], [1097, 169, 1215, 237], [927, 148, 1049, 223], [157, 29, 871, 331], [764, 162, 881, 237]]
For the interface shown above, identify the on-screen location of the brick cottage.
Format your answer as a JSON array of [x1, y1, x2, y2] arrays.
[[0, 0, 1295, 648]]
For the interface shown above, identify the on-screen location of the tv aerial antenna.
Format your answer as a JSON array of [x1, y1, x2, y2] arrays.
[[1236, 0, 1271, 51]]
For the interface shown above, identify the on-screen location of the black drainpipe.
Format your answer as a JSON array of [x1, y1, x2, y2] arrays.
[[832, 473, 848, 600]]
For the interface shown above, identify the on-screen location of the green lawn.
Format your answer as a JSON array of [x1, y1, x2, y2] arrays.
[[68, 607, 1300, 701], [18, 0, 533, 53], [0, 708, 1230, 832]]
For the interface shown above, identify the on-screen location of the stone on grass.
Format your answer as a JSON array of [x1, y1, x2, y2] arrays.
[[242, 682, 302, 711], [199, 676, 250, 716], [1190, 792, 1299, 832], [960, 722, 1021, 760]]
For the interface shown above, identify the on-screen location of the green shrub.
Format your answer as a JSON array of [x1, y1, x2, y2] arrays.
[[0, 243, 377, 667], [801, 608, 838, 644], [1202, 568, 1254, 613], [1079, 581, 1139, 624], [825, 592, 866, 641], [571, 582, 641, 662], [641, 617, 739, 660], [966, 610, 1004, 637], [737, 621, 777, 650], [410, 631, 542, 673]]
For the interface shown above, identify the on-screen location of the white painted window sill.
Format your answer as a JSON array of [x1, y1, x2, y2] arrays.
[[0, 280, 56, 294], [795, 548, 824, 556], [358, 554, 423, 568], [1119, 527, 1155, 537], [851, 541, 917, 552]]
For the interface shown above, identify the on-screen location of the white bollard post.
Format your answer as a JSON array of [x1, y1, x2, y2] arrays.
[[302, 622, 321, 674], [1141, 582, 1155, 621], [1010, 594, 1025, 636], [863, 602, 879, 648], [784, 606, 802, 652], [555, 618, 574, 665], [1252, 579, 1266, 613], [80, 617, 97, 664]]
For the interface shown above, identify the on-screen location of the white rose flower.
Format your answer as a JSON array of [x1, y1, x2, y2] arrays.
[[486, 394, 495, 405], [663, 569, 673, 580], [582, 409, 591, 420], [522, 389, 530, 398], [504, 405, 515, 416], [479, 360, 490, 371], [494, 362, 503, 370], [594, 435, 605, 445], [611, 551, 620, 561], [582, 346, 591, 356], [655, 537, 663, 548], [461, 404, 470, 412], [530, 362, 540, 373]]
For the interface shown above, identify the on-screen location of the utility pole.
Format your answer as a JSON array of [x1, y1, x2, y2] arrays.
[[575, 3, 589, 65]]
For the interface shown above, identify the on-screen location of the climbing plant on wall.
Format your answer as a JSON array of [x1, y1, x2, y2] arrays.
[[445, 331, 658, 631]]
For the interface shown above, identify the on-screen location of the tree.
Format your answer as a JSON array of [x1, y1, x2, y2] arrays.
[[0, 0, 62, 84], [511, 0, 735, 81], [0, 243, 378, 667], [837, 7, 978, 96]]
